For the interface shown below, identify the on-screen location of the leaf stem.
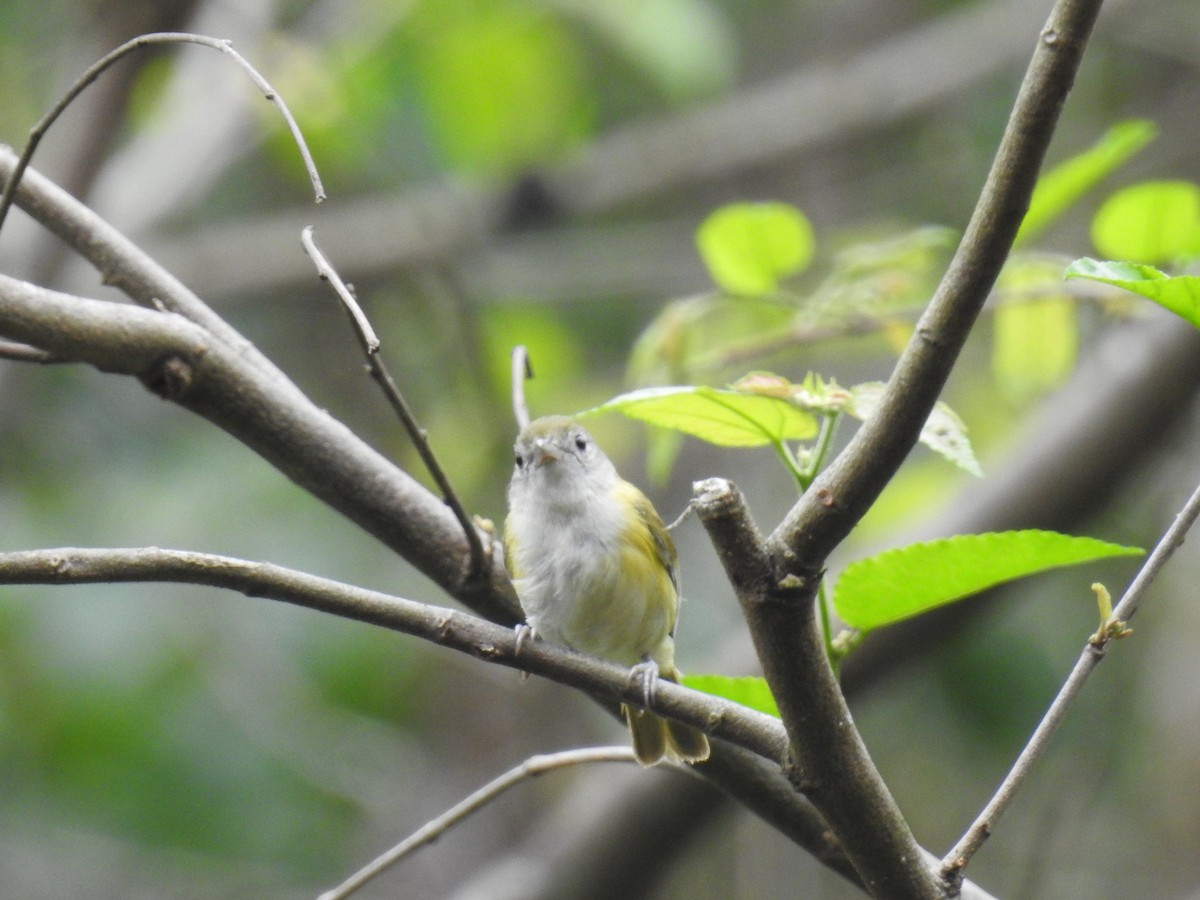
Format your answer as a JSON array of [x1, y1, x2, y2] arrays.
[[817, 579, 835, 663], [789, 411, 842, 493], [774, 438, 809, 491], [807, 411, 842, 479]]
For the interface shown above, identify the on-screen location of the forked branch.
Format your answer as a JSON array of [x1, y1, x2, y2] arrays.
[[694, 0, 1109, 896]]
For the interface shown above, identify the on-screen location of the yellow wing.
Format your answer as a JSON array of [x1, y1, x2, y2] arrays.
[[615, 479, 681, 634]]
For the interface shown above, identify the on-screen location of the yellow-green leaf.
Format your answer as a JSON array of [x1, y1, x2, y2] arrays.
[[993, 256, 1079, 402], [584, 386, 818, 446], [848, 383, 981, 477], [993, 297, 1077, 403]]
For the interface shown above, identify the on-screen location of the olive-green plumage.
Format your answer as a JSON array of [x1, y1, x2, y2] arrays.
[[505, 416, 709, 766]]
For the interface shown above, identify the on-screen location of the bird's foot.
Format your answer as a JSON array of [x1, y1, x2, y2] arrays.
[[628, 657, 661, 708]]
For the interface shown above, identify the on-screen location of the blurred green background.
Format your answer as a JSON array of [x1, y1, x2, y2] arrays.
[[3, 0, 1200, 897]]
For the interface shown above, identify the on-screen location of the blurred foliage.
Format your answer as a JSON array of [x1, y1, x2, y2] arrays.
[[3, 0, 1200, 897], [266, 0, 736, 186], [695, 201, 814, 295], [992, 255, 1079, 404], [1090, 180, 1200, 264]]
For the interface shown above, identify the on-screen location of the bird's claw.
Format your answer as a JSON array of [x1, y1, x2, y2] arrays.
[[513, 622, 535, 656], [628, 658, 660, 708], [513, 624, 537, 681]]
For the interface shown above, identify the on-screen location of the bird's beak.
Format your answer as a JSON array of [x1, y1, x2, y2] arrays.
[[534, 440, 558, 466]]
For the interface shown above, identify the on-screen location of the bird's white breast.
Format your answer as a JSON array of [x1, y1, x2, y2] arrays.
[[507, 476, 672, 668]]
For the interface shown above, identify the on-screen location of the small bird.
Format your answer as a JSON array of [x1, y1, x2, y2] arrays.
[[504, 415, 710, 766]]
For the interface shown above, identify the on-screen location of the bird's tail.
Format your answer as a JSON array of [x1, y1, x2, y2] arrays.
[[623, 670, 710, 766]]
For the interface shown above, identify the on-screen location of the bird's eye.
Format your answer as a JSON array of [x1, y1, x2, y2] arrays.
[[514, 454, 524, 469], [574, 435, 587, 452]]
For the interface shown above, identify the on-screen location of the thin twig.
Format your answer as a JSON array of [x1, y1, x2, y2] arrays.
[[665, 503, 694, 532], [941, 476, 1200, 883], [319, 747, 639, 900], [0, 31, 323, 239], [302, 232, 380, 355], [300, 227, 489, 585], [511, 344, 532, 429]]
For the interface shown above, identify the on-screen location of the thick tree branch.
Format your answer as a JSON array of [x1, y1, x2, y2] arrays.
[[0, 152, 515, 623], [694, 479, 944, 899], [0, 273, 209, 373]]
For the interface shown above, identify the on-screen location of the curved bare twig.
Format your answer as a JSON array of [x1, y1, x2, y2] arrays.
[[321, 747, 639, 900], [0, 31, 323, 239]]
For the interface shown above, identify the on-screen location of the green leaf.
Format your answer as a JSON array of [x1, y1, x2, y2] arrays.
[[1016, 119, 1157, 246], [682, 674, 780, 719], [1065, 257, 1200, 329], [1090, 180, 1200, 264], [644, 426, 684, 487], [848, 383, 982, 477], [584, 385, 818, 446], [804, 226, 955, 326], [833, 530, 1143, 632], [696, 202, 815, 296]]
